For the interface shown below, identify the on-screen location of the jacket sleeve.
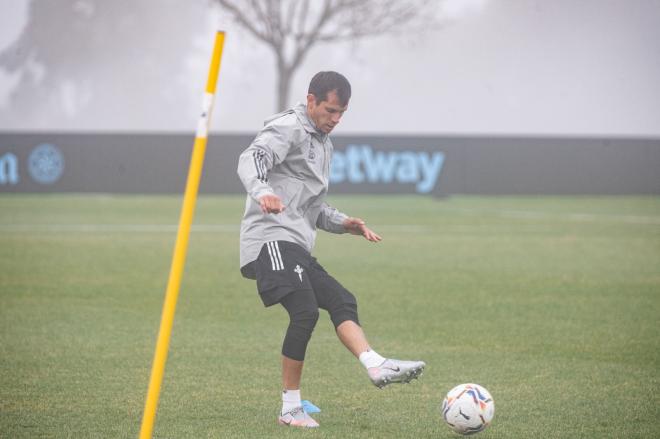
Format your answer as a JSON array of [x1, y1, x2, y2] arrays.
[[237, 120, 293, 201], [316, 202, 348, 234]]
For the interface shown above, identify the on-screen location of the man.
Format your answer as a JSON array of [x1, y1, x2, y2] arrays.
[[237, 71, 425, 428]]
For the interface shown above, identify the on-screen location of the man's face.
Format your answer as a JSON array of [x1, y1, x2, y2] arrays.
[[306, 89, 348, 134]]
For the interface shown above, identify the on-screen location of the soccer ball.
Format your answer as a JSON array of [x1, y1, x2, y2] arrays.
[[442, 383, 495, 435]]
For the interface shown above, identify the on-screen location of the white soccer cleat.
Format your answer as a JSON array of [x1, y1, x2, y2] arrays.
[[368, 358, 426, 389], [278, 406, 320, 428]]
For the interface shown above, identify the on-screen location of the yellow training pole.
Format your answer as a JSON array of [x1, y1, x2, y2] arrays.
[[139, 31, 225, 439]]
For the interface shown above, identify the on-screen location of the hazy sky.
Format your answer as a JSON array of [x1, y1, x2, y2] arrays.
[[1, 0, 659, 136]]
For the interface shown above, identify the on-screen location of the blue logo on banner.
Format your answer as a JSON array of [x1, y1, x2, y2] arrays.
[[0, 153, 19, 185], [28, 143, 65, 184], [330, 144, 445, 193]]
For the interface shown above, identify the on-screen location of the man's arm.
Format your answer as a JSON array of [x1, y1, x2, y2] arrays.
[[237, 123, 291, 214], [316, 203, 382, 242]]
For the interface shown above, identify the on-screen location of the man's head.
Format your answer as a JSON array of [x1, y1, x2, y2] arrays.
[[306, 71, 351, 134]]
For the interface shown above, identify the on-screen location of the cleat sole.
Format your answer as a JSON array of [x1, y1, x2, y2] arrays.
[[369, 361, 426, 388]]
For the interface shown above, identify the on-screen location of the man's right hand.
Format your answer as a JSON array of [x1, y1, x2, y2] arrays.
[[259, 194, 286, 214]]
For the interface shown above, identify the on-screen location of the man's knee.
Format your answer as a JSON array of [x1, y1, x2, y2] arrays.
[[282, 303, 319, 361], [290, 306, 319, 331], [329, 293, 359, 328]]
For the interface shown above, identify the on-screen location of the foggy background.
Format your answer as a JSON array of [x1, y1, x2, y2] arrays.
[[1, 0, 659, 137]]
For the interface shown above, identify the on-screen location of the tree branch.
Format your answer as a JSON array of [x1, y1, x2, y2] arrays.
[[212, 0, 435, 109], [215, 0, 271, 46]]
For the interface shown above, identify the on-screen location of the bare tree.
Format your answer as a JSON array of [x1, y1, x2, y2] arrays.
[[213, 0, 434, 111]]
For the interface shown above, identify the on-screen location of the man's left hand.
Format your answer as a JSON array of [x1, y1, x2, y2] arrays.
[[343, 217, 382, 242]]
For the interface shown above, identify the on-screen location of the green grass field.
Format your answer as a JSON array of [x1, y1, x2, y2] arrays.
[[1, 194, 659, 438]]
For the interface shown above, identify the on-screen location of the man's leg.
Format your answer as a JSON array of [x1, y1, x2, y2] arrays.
[[336, 320, 369, 357], [250, 242, 320, 427], [310, 260, 426, 388], [282, 355, 304, 389], [280, 289, 319, 371], [278, 290, 320, 428]]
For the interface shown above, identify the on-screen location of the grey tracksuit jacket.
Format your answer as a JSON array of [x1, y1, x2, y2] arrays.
[[237, 102, 348, 268]]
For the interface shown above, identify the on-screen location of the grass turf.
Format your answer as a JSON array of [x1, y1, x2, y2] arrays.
[[0, 194, 659, 438]]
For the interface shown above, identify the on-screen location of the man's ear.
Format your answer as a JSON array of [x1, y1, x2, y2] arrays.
[[306, 93, 316, 107]]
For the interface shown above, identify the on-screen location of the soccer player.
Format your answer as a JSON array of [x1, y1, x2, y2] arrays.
[[237, 71, 425, 428]]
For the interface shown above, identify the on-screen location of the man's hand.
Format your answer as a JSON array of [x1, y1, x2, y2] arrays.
[[259, 194, 285, 214], [343, 217, 382, 242]]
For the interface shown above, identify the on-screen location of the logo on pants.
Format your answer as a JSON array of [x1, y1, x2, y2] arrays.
[[294, 265, 304, 282]]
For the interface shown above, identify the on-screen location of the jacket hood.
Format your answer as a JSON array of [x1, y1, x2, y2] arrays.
[[292, 102, 319, 134], [263, 103, 321, 135], [263, 107, 293, 126]]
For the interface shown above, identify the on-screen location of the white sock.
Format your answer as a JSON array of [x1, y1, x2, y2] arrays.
[[281, 389, 302, 414], [359, 349, 386, 369]]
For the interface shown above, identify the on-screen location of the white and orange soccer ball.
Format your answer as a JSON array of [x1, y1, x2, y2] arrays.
[[441, 383, 495, 435]]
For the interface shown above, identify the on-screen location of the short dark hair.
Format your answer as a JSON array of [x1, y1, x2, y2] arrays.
[[308, 71, 351, 106]]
